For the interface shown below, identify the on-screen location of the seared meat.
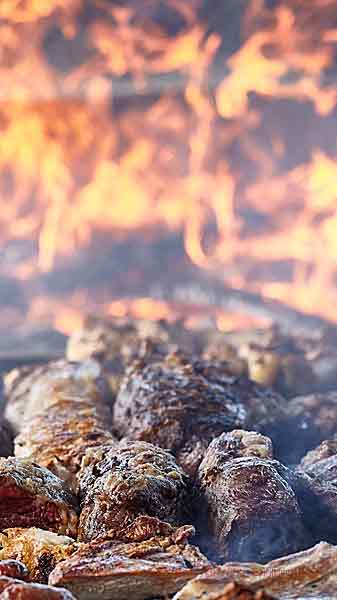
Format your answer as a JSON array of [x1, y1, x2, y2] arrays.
[[196, 437, 312, 563], [0, 577, 76, 598], [0, 561, 27, 580], [273, 391, 337, 465], [173, 542, 337, 599], [114, 352, 286, 477], [174, 581, 274, 599], [49, 524, 210, 600], [66, 317, 203, 398], [14, 360, 115, 489], [301, 437, 337, 468], [0, 458, 78, 536], [199, 430, 273, 465], [77, 441, 191, 542], [0, 529, 76, 584]]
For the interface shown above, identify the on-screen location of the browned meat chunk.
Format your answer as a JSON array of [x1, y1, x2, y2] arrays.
[[0, 458, 78, 537], [301, 437, 337, 468], [14, 360, 115, 489], [0, 561, 27, 580], [173, 542, 337, 599], [49, 524, 211, 600], [273, 391, 337, 465], [196, 435, 312, 563], [175, 581, 274, 599], [200, 430, 273, 464], [66, 317, 204, 398], [0, 529, 76, 584], [0, 577, 76, 598], [114, 352, 286, 476], [77, 441, 191, 542]]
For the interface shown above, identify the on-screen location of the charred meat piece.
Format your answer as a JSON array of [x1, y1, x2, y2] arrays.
[[114, 352, 286, 477], [299, 437, 337, 485], [14, 361, 115, 489], [66, 317, 202, 397], [0, 561, 28, 580], [4, 365, 48, 434], [0, 529, 76, 584], [49, 524, 210, 600], [199, 430, 273, 465], [5, 359, 112, 433], [272, 391, 337, 465], [77, 441, 191, 542], [0, 458, 78, 537], [173, 542, 337, 599], [196, 439, 312, 563], [0, 577, 76, 598], [300, 437, 337, 468]]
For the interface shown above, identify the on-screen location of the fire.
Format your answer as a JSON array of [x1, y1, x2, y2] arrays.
[[1, 0, 337, 332]]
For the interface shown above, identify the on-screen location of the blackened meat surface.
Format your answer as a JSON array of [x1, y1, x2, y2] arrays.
[[0, 458, 78, 537], [77, 440, 191, 542], [49, 524, 211, 600], [14, 360, 115, 489], [114, 353, 286, 476], [0, 576, 76, 598], [173, 542, 337, 599], [0, 529, 76, 584], [196, 438, 312, 563]]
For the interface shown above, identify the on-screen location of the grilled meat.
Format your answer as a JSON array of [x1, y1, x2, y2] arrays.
[[173, 542, 337, 599], [77, 440, 191, 542], [175, 581, 274, 599], [49, 524, 210, 600], [0, 458, 78, 536], [300, 437, 337, 468], [114, 352, 286, 477], [0, 577, 76, 598], [0, 529, 76, 583], [66, 317, 204, 398], [196, 436, 312, 562], [0, 561, 27, 580], [14, 360, 115, 489], [273, 391, 337, 465]]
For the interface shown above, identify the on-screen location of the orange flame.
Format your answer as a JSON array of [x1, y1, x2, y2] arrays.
[[1, 0, 337, 331]]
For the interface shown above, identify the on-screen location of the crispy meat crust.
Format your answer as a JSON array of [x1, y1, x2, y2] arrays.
[[77, 441, 191, 542], [0, 576, 76, 598], [114, 353, 286, 477], [49, 525, 211, 600], [13, 361, 115, 489], [196, 440, 312, 563], [0, 458, 78, 537], [0, 529, 76, 584], [173, 542, 337, 599]]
